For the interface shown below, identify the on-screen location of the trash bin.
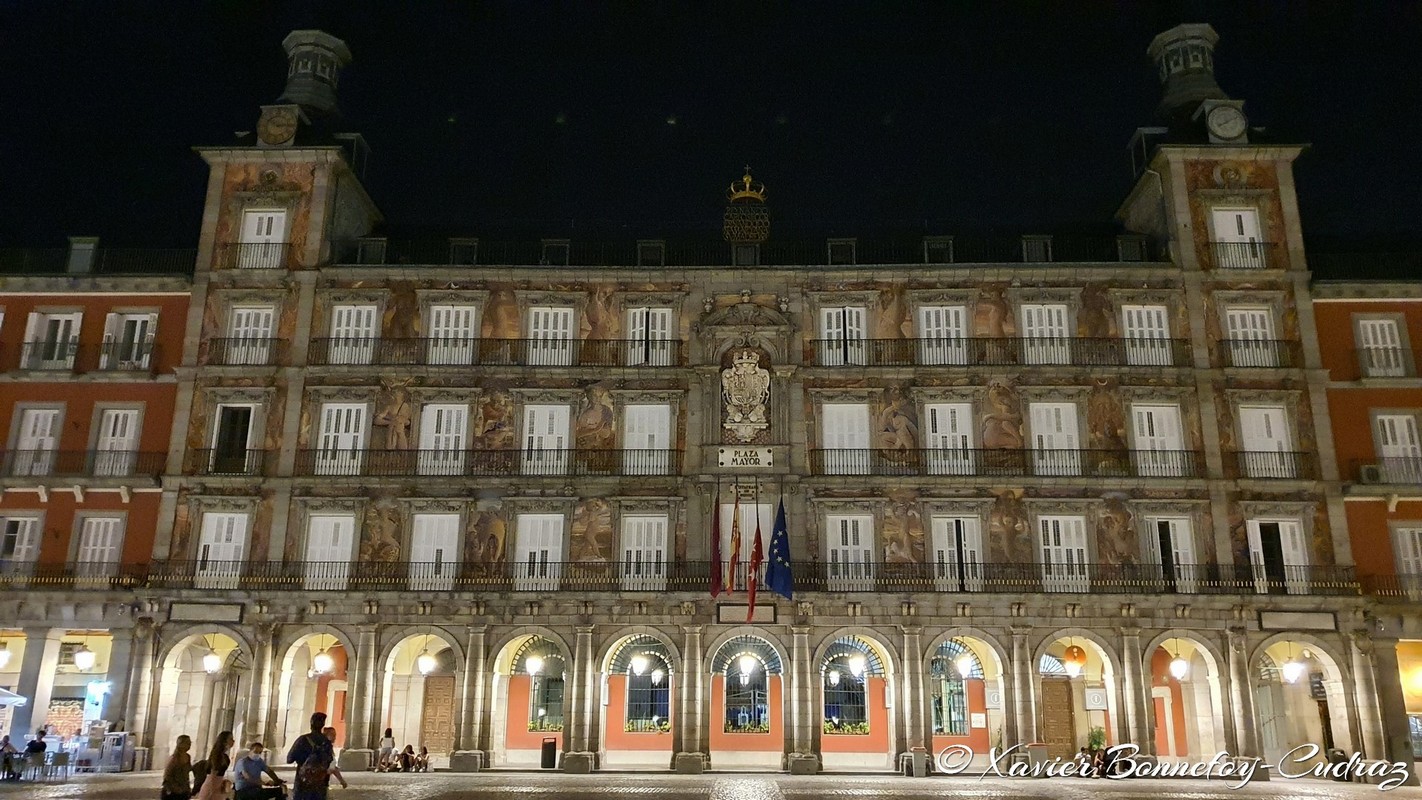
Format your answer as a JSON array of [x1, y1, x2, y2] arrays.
[[1027, 742, 1050, 775], [910, 747, 928, 777], [541, 738, 557, 769]]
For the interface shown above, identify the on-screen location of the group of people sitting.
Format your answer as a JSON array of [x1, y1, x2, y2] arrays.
[[0, 729, 49, 781], [375, 729, 430, 773]]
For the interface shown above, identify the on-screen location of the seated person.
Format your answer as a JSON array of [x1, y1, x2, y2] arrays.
[[414, 747, 430, 773], [233, 741, 285, 800], [397, 745, 415, 772]]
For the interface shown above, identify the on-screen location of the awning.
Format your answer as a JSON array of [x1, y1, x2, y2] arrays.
[[0, 687, 28, 707]]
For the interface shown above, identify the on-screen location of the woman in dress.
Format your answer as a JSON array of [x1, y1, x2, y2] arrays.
[[159, 735, 191, 800], [194, 731, 233, 800]]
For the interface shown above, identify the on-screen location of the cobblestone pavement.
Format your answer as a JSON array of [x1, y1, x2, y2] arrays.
[[0, 771, 1417, 800]]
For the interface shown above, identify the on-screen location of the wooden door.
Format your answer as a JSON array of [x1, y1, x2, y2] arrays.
[[1040, 678, 1076, 758], [421, 674, 457, 755]]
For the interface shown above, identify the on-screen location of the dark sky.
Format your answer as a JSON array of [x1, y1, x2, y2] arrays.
[[1, 1, 1418, 252]]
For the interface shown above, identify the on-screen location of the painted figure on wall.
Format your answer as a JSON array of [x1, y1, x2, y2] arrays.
[[484, 289, 520, 339], [981, 380, 1024, 449], [1095, 497, 1136, 566], [875, 285, 910, 340], [360, 498, 403, 563], [465, 508, 508, 575], [374, 377, 414, 450], [988, 489, 1031, 563], [384, 282, 420, 338], [569, 498, 613, 563], [584, 285, 620, 340], [973, 286, 1015, 337], [474, 391, 516, 450], [1078, 284, 1116, 339], [575, 383, 616, 450], [881, 489, 926, 563], [876, 385, 920, 453], [1087, 379, 1129, 468]]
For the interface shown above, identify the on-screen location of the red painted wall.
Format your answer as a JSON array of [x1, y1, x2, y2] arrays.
[[0, 294, 189, 374], [1148, 648, 1188, 756], [1346, 499, 1422, 579], [312, 646, 349, 747], [1314, 301, 1422, 381], [930, 678, 990, 754], [0, 491, 163, 565], [601, 674, 673, 753], [1327, 389, 1422, 476], [505, 674, 563, 752], [821, 676, 891, 754], [709, 675, 782, 752]]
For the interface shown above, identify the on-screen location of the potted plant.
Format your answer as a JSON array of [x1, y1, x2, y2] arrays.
[[1086, 726, 1106, 752]]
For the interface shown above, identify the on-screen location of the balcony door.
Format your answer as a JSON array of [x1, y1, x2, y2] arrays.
[[1038, 516, 1089, 592], [626, 307, 673, 366], [1225, 307, 1276, 367], [1147, 517, 1196, 594], [1121, 304, 1172, 366], [1131, 404, 1184, 477], [0, 518, 39, 577], [820, 306, 867, 366], [410, 513, 460, 591], [1392, 528, 1422, 599], [931, 516, 983, 592], [212, 405, 254, 474], [428, 304, 479, 365], [918, 305, 967, 365], [1376, 414, 1422, 483], [1030, 402, 1080, 476], [23, 312, 80, 369], [1020, 304, 1070, 365], [315, 403, 366, 476], [418, 404, 467, 476], [228, 306, 275, 365], [76, 517, 124, 582], [1246, 519, 1307, 595], [304, 514, 355, 590], [515, 514, 564, 591], [329, 304, 377, 365], [1211, 207, 1265, 269], [1358, 319, 1406, 377], [620, 515, 668, 591], [1239, 405, 1293, 478], [13, 408, 59, 476], [195, 512, 247, 590], [522, 405, 570, 475], [826, 514, 874, 591], [527, 307, 575, 366], [925, 403, 974, 475], [821, 403, 871, 475], [622, 404, 671, 475], [94, 408, 140, 477], [102, 312, 156, 369], [238, 209, 287, 268]]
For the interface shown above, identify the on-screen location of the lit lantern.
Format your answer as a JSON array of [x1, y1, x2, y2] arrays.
[[203, 649, 223, 674], [1281, 659, 1305, 684], [73, 644, 97, 672], [827, 669, 841, 687], [1168, 656, 1189, 681], [738, 673, 750, 687], [1062, 645, 1087, 678], [848, 654, 867, 677], [955, 653, 974, 679], [0, 642, 12, 670], [416, 649, 437, 676], [651, 668, 665, 686], [525, 654, 544, 676], [738, 654, 757, 677], [311, 648, 335, 676], [630, 654, 650, 676]]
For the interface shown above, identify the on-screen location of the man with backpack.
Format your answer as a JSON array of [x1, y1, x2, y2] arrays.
[[286, 713, 339, 800]]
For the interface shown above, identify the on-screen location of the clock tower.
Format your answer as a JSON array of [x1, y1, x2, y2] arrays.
[[1147, 23, 1248, 143]]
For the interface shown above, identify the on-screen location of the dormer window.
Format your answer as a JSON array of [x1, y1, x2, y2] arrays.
[[541, 240, 570, 266]]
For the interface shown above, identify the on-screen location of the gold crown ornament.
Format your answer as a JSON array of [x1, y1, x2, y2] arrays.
[[727, 167, 767, 204]]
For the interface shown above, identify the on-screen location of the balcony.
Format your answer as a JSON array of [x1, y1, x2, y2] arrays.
[[17, 338, 79, 371], [1215, 339, 1302, 368], [0, 247, 195, 276], [203, 338, 287, 367], [307, 337, 685, 367], [808, 448, 1204, 478], [2, 450, 166, 479], [293, 448, 682, 478], [810, 337, 1189, 368], [95, 340, 159, 372], [1227, 451, 1318, 480], [14, 341, 161, 374], [5, 559, 1357, 596], [1352, 458, 1422, 486], [1362, 574, 1422, 601], [1208, 241, 1279, 270], [188, 448, 269, 476], [216, 242, 294, 270]]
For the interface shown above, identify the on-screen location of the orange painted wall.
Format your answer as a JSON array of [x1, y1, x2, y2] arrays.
[[1148, 648, 1188, 757], [0, 383, 177, 454], [0, 491, 162, 565], [931, 678, 990, 754], [1314, 302, 1422, 381], [505, 674, 563, 751], [821, 676, 890, 754], [601, 674, 673, 752], [709, 675, 782, 752], [0, 294, 189, 374], [311, 645, 349, 747], [1345, 499, 1422, 578], [1327, 389, 1422, 476]]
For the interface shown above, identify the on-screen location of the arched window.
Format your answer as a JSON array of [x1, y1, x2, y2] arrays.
[[610, 636, 673, 733], [821, 636, 882, 735], [514, 640, 565, 732], [930, 640, 983, 736], [714, 636, 780, 734], [1038, 653, 1067, 676]]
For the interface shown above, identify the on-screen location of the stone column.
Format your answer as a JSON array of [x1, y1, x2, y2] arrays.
[[241, 623, 276, 749], [337, 626, 378, 771], [1009, 626, 1034, 746], [450, 625, 487, 771], [1349, 630, 1386, 759], [1225, 626, 1258, 757], [1119, 628, 1153, 755], [788, 626, 818, 774], [1368, 636, 1420, 786], [102, 627, 137, 731], [11, 629, 64, 737], [562, 626, 596, 773], [674, 625, 705, 773], [124, 620, 157, 747], [900, 627, 927, 759]]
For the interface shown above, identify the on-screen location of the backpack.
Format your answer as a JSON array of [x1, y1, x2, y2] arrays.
[[295, 735, 330, 788]]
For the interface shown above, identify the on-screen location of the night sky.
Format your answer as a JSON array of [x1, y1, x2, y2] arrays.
[[1, 1, 1418, 264]]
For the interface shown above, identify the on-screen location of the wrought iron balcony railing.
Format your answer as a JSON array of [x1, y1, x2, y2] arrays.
[[1, 450, 166, 479], [1208, 241, 1279, 270], [1214, 338, 1303, 368], [202, 338, 288, 367], [1, 559, 1357, 597], [216, 242, 294, 270], [1361, 574, 1422, 600], [307, 337, 685, 367], [293, 448, 681, 477], [808, 448, 1204, 478], [188, 448, 270, 476], [95, 340, 159, 372], [1226, 451, 1319, 480], [1351, 458, 1422, 486], [14, 340, 162, 373], [17, 338, 79, 370], [809, 336, 1189, 368]]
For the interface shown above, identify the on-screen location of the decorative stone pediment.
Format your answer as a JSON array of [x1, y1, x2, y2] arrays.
[[306, 386, 377, 404], [1238, 500, 1315, 520], [296, 497, 364, 514], [908, 289, 978, 305], [410, 388, 480, 404], [1006, 287, 1079, 305], [321, 290, 387, 306], [808, 388, 876, 403], [416, 288, 490, 305], [1016, 385, 1093, 402], [809, 497, 881, 516], [204, 387, 276, 404], [510, 388, 581, 405], [1108, 287, 1181, 307], [1126, 499, 1207, 517], [616, 497, 680, 515], [611, 390, 683, 404], [918, 498, 994, 516], [1023, 499, 1098, 516], [618, 292, 686, 310], [515, 290, 585, 308], [913, 387, 981, 404], [192, 495, 259, 513], [401, 498, 466, 514], [699, 301, 792, 331], [503, 497, 577, 516]]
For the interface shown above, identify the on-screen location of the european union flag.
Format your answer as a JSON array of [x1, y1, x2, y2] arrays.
[[764, 499, 794, 600]]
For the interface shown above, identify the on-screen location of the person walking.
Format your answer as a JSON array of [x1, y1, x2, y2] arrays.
[[288, 713, 340, 800], [194, 731, 233, 800], [323, 728, 348, 790], [160, 735, 193, 800]]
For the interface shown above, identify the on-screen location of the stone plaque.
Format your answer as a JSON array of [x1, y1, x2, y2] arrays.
[[717, 603, 776, 624], [1259, 611, 1336, 631], [168, 602, 244, 623], [719, 447, 774, 469]]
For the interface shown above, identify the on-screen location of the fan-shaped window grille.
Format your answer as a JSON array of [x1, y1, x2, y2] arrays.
[[1256, 658, 1281, 684], [820, 636, 883, 735], [712, 635, 779, 734], [710, 635, 782, 675], [929, 640, 983, 736], [512, 637, 566, 732], [1038, 653, 1067, 675], [610, 635, 673, 732]]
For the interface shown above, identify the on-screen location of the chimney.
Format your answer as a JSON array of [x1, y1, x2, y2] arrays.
[[277, 30, 352, 118], [1146, 23, 1228, 123]]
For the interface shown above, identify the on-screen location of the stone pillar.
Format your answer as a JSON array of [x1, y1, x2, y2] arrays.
[[450, 625, 487, 772], [1225, 626, 1258, 757], [11, 629, 64, 736], [103, 627, 137, 731], [1368, 637, 1420, 786], [1009, 626, 1034, 746], [674, 625, 705, 773], [788, 626, 818, 774], [1119, 628, 1153, 755], [337, 627, 378, 771], [241, 623, 276, 749], [562, 626, 596, 773], [124, 620, 157, 746], [900, 627, 927, 758], [1349, 631, 1386, 759]]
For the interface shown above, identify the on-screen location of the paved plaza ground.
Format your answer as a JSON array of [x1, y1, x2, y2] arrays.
[[0, 771, 1418, 800]]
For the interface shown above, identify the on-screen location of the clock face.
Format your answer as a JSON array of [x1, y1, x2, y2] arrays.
[[258, 107, 299, 145], [1208, 105, 1247, 140]]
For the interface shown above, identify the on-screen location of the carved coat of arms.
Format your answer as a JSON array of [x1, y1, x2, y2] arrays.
[[721, 348, 770, 442]]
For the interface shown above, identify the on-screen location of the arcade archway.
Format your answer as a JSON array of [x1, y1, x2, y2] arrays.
[[708, 634, 784, 770], [378, 631, 460, 767], [1147, 635, 1225, 762], [817, 634, 896, 771], [599, 633, 675, 769], [491, 634, 569, 767]]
